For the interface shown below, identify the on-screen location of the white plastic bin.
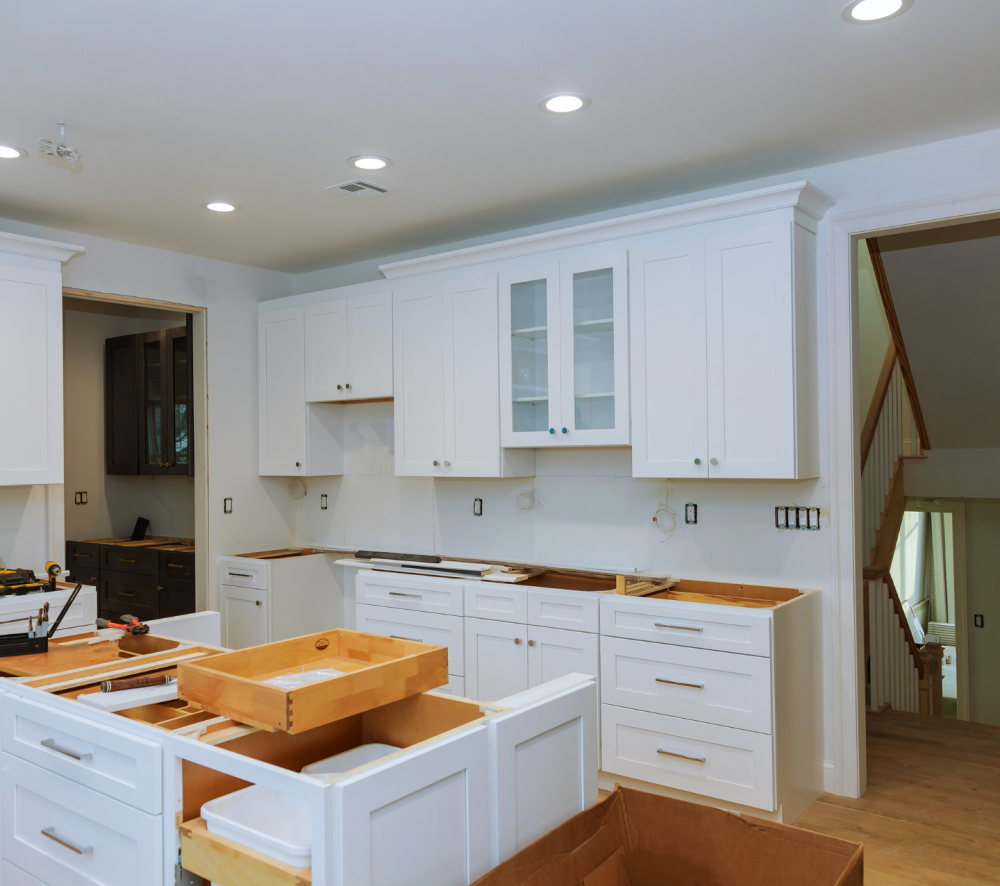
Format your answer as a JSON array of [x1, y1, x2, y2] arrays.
[[301, 743, 399, 781], [201, 785, 311, 868]]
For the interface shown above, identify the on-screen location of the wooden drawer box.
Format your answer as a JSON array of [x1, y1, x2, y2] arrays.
[[159, 547, 195, 579], [101, 544, 159, 576], [356, 603, 465, 675], [177, 629, 448, 733], [100, 572, 159, 620]]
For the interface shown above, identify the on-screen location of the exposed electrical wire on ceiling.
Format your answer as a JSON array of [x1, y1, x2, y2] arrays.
[[38, 122, 80, 164]]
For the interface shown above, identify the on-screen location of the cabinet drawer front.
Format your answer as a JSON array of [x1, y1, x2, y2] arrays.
[[357, 570, 464, 616], [3, 859, 47, 886], [218, 558, 269, 590], [159, 548, 195, 578], [527, 588, 599, 633], [428, 674, 466, 697], [100, 545, 159, 576], [2, 697, 162, 813], [601, 704, 774, 811], [600, 637, 772, 733], [2, 755, 162, 886], [600, 596, 771, 657], [66, 541, 100, 567], [0, 590, 96, 638], [356, 604, 465, 676], [464, 584, 527, 623], [72, 567, 101, 587], [100, 572, 159, 620]]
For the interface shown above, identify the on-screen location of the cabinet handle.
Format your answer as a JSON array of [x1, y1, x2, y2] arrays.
[[656, 748, 706, 763], [433, 460, 440, 467], [118, 591, 136, 598], [118, 558, 137, 563], [443, 461, 451, 467], [41, 738, 92, 762], [157, 586, 165, 591], [41, 827, 93, 856], [561, 427, 567, 434], [159, 462, 173, 468], [295, 462, 302, 468], [337, 384, 343, 390], [167, 563, 185, 570], [655, 677, 705, 689], [527, 639, 535, 647], [514, 637, 522, 645], [255, 600, 262, 607], [345, 383, 352, 390], [694, 458, 701, 465], [710, 458, 718, 466], [653, 622, 704, 633], [228, 572, 253, 578], [73, 553, 91, 559], [549, 428, 555, 434], [390, 634, 421, 642], [389, 591, 422, 599]]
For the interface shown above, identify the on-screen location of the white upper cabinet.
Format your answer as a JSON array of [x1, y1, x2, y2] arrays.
[[630, 221, 818, 480], [304, 291, 392, 402], [259, 307, 343, 477], [0, 233, 83, 486], [396, 277, 534, 478], [629, 239, 709, 479], [500, 253, 628, 448]]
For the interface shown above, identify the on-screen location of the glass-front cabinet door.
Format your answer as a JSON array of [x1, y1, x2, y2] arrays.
[[500, 264, 561, 447], [137, 325, 193, 475], [559, 252, 630, 445]]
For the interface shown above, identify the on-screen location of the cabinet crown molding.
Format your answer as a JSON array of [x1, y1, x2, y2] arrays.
[[0, 230, 85, 263], [379, 181, 834, 280]]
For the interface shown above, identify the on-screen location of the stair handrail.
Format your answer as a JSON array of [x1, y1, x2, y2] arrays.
[[863, 565, 925, 680], [860, 341, 898, 471]]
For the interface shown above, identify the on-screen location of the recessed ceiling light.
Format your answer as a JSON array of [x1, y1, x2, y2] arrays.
[[348, 155, 392, 171], [842, 0, 912, 23], [539, 94, 591, 115], [203, 201, 239, 212], [0, 145, 27, 160]]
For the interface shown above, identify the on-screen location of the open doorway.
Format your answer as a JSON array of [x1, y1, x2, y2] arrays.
[[62, 292, 209, 622]]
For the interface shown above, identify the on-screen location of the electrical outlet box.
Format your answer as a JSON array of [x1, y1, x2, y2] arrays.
[[974, 614, 984, 628], [223, 497, 233, 514], [685, 503, 697, 524], [775, 506, 820, 530], [74, 491, 88, 505], [473, 498, 483, 517], [321, 494, 328, 510]]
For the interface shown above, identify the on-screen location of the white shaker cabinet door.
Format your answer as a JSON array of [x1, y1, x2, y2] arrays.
[[220, 585, 268, 649], [0, 266, 64, 485], [258, 307, 307, 475], [304, 299, 348, 401], [464, 617, 528, 702], [705, 223, 795, 479], [346, 290, 393, 399], [499, 264, 561, 448], [443, 274, 502, 477], [334, 723, 490, 886], [393, 285, 446, 476], [629, 239, 709, 478], [527, 625, 599, 686]]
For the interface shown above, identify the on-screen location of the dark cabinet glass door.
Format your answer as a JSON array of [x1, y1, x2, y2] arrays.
[[135, 323, 194, 476]]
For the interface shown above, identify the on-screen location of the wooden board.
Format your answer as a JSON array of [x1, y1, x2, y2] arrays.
[[177, 629, 448, 734], [180, 817, 311, 886]]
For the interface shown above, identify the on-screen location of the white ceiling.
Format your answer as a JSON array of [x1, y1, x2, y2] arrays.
[[881, 220, 1000, 449], [3, 1, 1000, 273]]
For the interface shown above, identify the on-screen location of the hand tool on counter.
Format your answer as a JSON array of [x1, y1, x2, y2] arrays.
[[101, 674, 175, 693], [96, 614, 150, 635]]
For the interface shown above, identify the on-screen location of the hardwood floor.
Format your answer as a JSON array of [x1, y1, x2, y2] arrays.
[[797, 710, 1000, 885]]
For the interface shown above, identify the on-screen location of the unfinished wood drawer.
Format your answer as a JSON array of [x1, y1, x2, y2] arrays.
[[1, 754, 162, 886], [600, 636, 772, 734], [1, 696, 162, 814], [177, 629, 448, 733], [429, 673, 466, 697], [356, 569, 465, 616], [356, 603, 464, 676], [601, 704, 775, 811], [527, 587, 600, 633], [179, 817, 312, 886], [218, 556, 269, 590], [464, 584, 527, 623], [600, 596, 772, 657]]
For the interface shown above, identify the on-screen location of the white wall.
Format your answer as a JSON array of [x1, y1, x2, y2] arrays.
[[63, 302, 195, 541], [857, 240, 892, 415], [906, 449, 1000, 500], [0, 218, 296, 611]]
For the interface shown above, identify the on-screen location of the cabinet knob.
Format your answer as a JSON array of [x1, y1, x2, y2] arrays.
[[694, 458, 701, 465], [514, 637, 522, 645], [433, 460, 440, 467], [337, 384, 343, 390], [443, 460, 451, 467], [710, 458, 718, 466], [255, 600, 262, 607], [295, 462, 301, 468], [561, 427, 567, 434], [549, 428, 555, 434], [527, 639, 535, 647], [345, 383, 352, 390]]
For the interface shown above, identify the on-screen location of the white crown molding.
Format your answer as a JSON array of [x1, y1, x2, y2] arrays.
[[379, 180, 835, 279], [0, 230, 85, 263]]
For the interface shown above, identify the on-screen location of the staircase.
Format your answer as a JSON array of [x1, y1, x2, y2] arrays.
[[861, 240, 941, 716]]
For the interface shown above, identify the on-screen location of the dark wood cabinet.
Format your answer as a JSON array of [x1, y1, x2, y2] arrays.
[[105, 316, 193, 476]]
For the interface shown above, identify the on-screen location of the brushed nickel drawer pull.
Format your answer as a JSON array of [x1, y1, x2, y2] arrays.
[[389, 591, 422, 598], [118, 558, 137, 564], [390, 634, 421, 642], [41, 826, 93, 855], [41, 738, 92, 762], [653, 622, 703, 632], [656, 748, 706, 763], [655, 677, 705, 689]]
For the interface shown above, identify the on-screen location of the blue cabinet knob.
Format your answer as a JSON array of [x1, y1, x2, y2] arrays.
[[561, 428, 567, 434], [549, 428, 555, 434]]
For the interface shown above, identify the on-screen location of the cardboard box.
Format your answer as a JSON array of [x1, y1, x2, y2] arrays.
[[474, 786, 862, 886]]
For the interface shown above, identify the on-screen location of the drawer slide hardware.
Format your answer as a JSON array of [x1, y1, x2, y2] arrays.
[[41, 738, 93, 761], [654, 622, 704, 633], [389, 591, 422, 599], [41, 826, 93, 855], [655, 677, 705, 689], [656, 748, 706, 763]]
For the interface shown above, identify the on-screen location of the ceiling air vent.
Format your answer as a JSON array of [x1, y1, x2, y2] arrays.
[[323, 179, 397, 201]]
